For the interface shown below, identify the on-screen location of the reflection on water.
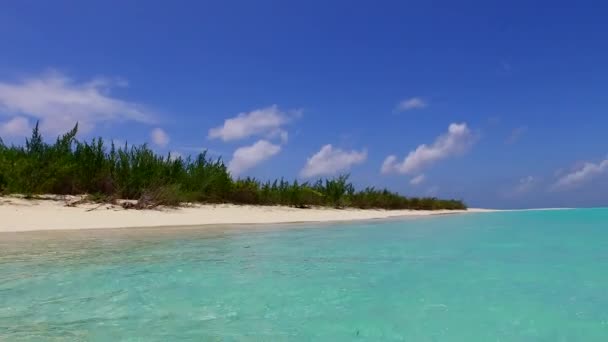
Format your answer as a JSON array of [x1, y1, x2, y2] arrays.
[[2, 210, 608, 341]]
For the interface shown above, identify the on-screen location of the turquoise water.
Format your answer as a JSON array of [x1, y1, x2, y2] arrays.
[[1, 209, 608, 341]]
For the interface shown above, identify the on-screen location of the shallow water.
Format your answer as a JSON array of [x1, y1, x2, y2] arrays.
[[1, 209, 608, 341]]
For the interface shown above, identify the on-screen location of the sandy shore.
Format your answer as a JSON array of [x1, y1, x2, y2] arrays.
[[0, 196, 494, 233]]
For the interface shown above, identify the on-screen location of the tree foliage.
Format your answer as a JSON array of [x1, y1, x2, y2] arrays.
[[0, 123, 467, 210]]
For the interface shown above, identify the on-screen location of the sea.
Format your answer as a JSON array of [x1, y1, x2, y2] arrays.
[[1, 209, 607, 341]]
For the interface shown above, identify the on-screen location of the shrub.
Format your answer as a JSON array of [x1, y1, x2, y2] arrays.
[[0, 123, 467, 210]]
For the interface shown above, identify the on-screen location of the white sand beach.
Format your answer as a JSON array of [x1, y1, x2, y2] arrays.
[[0, 195, 494, 233]]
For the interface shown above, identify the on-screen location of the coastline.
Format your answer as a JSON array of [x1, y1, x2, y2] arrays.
[[0, 196, 495, 233]]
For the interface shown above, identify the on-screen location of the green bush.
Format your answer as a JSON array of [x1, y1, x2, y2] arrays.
[[0, 123, 467, 210]]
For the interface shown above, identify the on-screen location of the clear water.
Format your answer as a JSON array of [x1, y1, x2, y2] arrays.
[[1, 209, 608, 341]]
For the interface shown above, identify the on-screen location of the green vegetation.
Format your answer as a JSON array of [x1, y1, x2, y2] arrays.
[[0, 123, 467, 210]]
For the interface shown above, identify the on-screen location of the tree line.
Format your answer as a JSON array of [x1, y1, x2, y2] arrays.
[[0, 123, 467, 210]]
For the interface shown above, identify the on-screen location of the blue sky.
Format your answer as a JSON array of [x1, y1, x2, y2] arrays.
[[1, 1, 607, 208]]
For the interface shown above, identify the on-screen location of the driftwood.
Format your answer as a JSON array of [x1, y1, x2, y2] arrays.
[[64, 196, 88, 207], [121, 193, 164, 210], [85, 203, 106, 212]]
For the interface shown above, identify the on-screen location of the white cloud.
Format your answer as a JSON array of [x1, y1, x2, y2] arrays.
[[426, 185, 440, 196], [300, 144, 367, 178], [228, 140, 281, 176], [506, 126, 528, 144], [381, 123, 475, 175], [500, 176, 538, 199], [169, 151, 183, 161], [151, 128, 169, 147], [410, 174, 426, 186], [279, 131, 289, 144], [208, 105, 298, 142], [552, 158, 608, 190], [513, 176, 536, 195], [381, 155, 398, 174], [0, 116, 31, 138], [396, 97, 427, 112], [0, 71, 155, 136]]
